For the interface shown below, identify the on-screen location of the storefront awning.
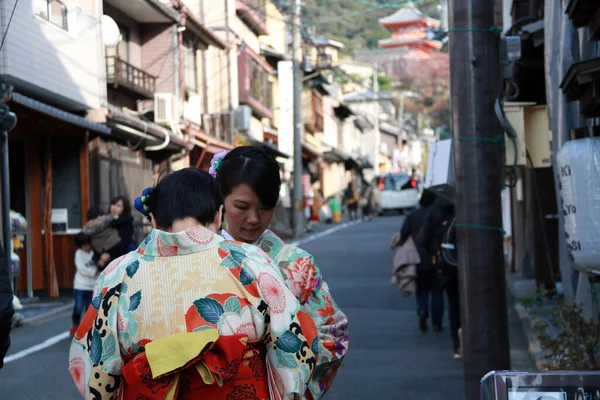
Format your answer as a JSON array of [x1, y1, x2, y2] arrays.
[[11, 92, 111, 135]]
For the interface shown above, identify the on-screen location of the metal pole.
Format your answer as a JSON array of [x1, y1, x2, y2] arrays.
[[1, 130, 10, 280], [0, 105, 16, 294], [292, 0, 304, 238], [448, 0, 510, 397]]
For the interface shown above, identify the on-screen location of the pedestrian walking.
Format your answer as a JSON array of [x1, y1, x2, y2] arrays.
[[0, 239, 14, 369], [69, 168, 317, 399], [70, 233, 99, 336], [215, 146, 349, 398], [330, 196, 342, 224], [421, 197, 461, 358], [400, 190, 443, 333], [345, 183, 359, 221], [360, 184, 374, 222]]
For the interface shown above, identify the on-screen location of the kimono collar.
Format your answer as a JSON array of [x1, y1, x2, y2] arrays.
[[140, 225, 224, 257], [220, 229, 269, 246]]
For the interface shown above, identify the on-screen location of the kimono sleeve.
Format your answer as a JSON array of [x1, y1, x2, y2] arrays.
[[69, 257, 128, 399], [278, 246, 349, 400], [241, 251, 318, 400]]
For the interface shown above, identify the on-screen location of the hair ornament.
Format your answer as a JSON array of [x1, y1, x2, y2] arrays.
[[134, 187, 154, 217], [208, 150, 229, 178]]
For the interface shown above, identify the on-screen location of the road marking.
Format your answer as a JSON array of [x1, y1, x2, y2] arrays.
[[4, 331, 70, 364], [291, 219, 362, 247]]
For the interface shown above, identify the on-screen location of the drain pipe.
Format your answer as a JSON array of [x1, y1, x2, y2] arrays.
[[0, 105, 17, 291], [173, 24, 181, 117]]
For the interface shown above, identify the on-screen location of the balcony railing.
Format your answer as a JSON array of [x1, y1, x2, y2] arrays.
[[202, 113, 233, 144], [106, 56, 157, 99]]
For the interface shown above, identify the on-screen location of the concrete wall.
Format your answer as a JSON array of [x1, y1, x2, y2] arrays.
[[0, 0, 105, 109]]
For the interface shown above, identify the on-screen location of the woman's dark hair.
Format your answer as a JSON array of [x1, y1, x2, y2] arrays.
[[87, 206, 105, 221], [147, 168, 224, 228], [217, 146, 281, 209], [109, 196, 132, 217]]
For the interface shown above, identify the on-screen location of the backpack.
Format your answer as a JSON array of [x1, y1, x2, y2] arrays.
[[432, 217, 458, 283]]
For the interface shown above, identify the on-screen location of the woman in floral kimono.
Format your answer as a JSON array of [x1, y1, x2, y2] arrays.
[[212, 147, 349, 399], [69, 168, 317, 400]]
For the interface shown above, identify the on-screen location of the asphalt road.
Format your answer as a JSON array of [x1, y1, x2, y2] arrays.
[[0, 215, 532, 399]]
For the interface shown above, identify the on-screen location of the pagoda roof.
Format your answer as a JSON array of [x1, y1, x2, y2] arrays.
[[378, 37, 443, 51], [379, 4, 440, 29]]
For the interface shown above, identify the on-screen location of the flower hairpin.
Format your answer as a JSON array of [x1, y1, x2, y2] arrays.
[[209, 150, 229, 178], [134, 187, 154, 217]]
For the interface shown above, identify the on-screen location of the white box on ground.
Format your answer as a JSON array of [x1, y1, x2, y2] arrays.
[[424, 139, 454, 201]]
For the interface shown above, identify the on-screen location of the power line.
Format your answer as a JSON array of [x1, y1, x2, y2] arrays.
[[0, 0, 20, 52]]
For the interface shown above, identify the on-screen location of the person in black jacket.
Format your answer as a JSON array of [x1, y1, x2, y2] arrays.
[[108, 196, 135, 256], [399, 190, 442, 332], [421, 197, 461, 358], [0, 239, 14, 368]]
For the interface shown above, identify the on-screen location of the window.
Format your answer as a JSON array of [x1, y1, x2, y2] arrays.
[[35, 0, 68, 31], [184, 39, 198, 92]]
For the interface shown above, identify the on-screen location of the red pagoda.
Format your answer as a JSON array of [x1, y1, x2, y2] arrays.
[[378, 3, 442, 53]]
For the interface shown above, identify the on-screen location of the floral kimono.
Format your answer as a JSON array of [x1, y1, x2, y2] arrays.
[[69, 225, 318, 400], [254, 230, 349, 400]]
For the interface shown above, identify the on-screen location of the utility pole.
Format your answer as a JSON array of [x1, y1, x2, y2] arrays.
[[448, 0, 510, 397], [292, 0, 304, 238]]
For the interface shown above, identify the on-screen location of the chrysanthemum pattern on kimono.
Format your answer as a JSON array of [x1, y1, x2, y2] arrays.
[[257, 230, 350, 400], [69, 225, 318, 400]]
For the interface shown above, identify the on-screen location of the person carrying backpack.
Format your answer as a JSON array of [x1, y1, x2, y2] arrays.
[[421, 197, 461, 358]]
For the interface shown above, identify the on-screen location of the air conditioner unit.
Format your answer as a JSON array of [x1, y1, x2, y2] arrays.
[[235, 105, 252, 132], [183, 95, 202, 126], [154, 93, 178, 125]]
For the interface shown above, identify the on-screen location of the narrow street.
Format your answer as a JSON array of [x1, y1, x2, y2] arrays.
[[0, 215, 532, 399], [303, 216, 465, 399]]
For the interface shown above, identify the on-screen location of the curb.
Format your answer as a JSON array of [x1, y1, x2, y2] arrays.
[[16, 303, 74, 328], [513, 301, 545, 370]]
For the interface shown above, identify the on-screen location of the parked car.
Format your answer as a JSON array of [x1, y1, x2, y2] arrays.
[[372, 173, 420, 214]]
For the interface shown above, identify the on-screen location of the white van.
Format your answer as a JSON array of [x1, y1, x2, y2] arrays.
[[372, 173, 420, 214]]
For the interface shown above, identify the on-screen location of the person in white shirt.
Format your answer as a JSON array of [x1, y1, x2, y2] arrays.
[[70, 233, 99, 336]]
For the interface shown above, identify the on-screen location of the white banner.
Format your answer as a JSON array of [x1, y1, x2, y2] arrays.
[[277, 61, 294, 172]]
